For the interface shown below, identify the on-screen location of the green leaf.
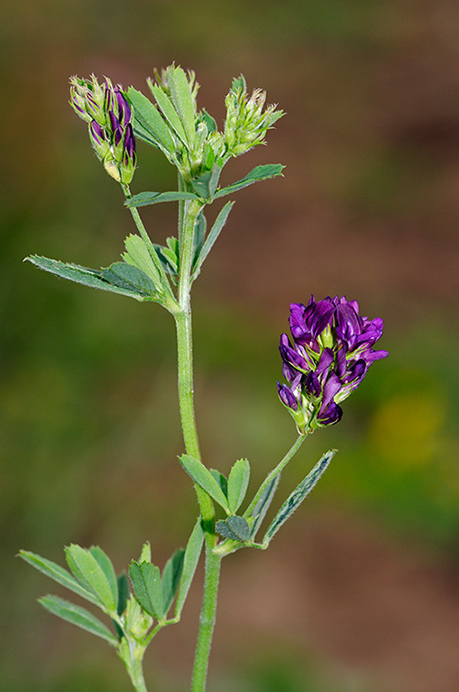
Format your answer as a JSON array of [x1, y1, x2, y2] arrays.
[[214, 164, 285, 198], [39, 595, 118, 647], [215, 515, 251, 542], [192, 201, 234, 280], [102, 262, 156, 298], [263, 450, 336, 545], [123, 234, 161, 286], [179, 455, 230, 512], [175, 520, 204, 618], [65, 545, 117, 613], [152, 241, 179, 282], [149, 82, 188, 146], [167, 66, 196, 146], [161, 548, 185, 615], [126, 191, 200, 208], [18, 550, 100, 606], [248, 474, 281, 539], [210, 469, 228, 500], [231, 74, 247, 94], [129, 561, 163, 621], [88, 546, 118, 610], [227, 458, 250, 514], [25, 256, 153, 302], [200, 109, 217, 133], [113, 572, 130, 641], [189, 165, 222, 200], [160, 246, 179, 272], [138, 542, 151, 564], [192, 211, 207, 263], [127, 87, 176, 155]]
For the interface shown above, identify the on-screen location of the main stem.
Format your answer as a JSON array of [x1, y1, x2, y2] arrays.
[[126, 646, 148, 692], [175, 199, 222, 692]]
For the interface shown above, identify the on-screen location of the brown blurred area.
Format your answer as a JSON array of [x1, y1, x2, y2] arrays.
[[1, 1, 459, 691]]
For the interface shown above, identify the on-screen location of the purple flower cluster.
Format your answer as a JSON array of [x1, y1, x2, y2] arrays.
[[70, 76, 136, 184], [278, 296, 388, 433]]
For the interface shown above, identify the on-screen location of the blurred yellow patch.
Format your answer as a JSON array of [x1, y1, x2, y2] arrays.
[[368, 392, 446, 467]]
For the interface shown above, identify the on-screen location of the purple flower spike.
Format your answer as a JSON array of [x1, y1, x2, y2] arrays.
[[69, 74, 136, 185], [278, 295, 388, 433]]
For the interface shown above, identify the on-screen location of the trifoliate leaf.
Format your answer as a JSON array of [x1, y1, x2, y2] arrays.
[[215, 515, 251, 542]]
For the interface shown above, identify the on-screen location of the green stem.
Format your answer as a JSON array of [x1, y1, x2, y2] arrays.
[[175, 198, 213, 527], [245, 433, 307, 519], [175, 308, 201, 460], [190, 546, 222, 692], [124, 642, 148, 692], [174, 198, 222, 692]]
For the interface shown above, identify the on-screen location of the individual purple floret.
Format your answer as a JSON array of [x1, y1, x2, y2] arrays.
[[278, 295, 388, 433]]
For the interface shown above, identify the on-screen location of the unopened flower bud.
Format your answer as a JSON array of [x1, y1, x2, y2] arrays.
[[224, 76, 284, 157], [69, 74, 136, 185]]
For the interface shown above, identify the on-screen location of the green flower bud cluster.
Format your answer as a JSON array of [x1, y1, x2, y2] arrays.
[[224, 76, 284, 157]]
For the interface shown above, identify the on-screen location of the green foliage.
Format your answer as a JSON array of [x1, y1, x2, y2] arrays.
[[39, 595, 118, 647], [214, 164, 285, 198], [149, 81, 189, 147], [26, 256, 157, 302], [227, 458, 251, 513], [127, 86, 177, 156], [191, 202, 234, 281], [215, 515, 251, 542], [126, 191, 200, 207], [179, 454, 230, 513], [65, 544, 118, 613], [165, 66, 198, 146], [89, 546, 119, 610], [122, 234, 163, 286], [161, 548, 185, 615], [18, 550, 101, 606], [263, 450, 336, 545], [248, 475, 281, 539], [175, 519, 205, 618], [129, 561, 164, 620]]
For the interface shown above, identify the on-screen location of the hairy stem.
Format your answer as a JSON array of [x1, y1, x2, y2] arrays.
[[174, 198, 221, 692], [245, 433, 307, 519], [123, 642, 148, 692], [190, 547, 222, 692]]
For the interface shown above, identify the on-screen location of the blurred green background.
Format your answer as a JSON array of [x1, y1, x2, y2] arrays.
[[2, 1, 459, 691]]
